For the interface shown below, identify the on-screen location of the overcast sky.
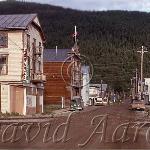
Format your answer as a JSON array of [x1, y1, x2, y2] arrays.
[[25, 0, 150, 12], [0, 0, 149, 12]]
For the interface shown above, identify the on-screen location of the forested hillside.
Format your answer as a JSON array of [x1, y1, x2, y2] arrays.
[[1, 0, 150, 91]]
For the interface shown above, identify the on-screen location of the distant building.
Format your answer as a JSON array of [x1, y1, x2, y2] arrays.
[[143, 78, 150, 104], [81, 65, 90, 106], [90, 83, 108, 96], [0, 14, 46, 115], [43, 49, 71, 105]]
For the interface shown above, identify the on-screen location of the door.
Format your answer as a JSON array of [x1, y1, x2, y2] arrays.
[[15, 87, 24, 114], [10, 86, 24, 114]]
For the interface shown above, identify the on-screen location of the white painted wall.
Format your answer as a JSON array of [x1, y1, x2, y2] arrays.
[[0, 31, 23, 82], [144, 78, 150, 103], [81, 66, 90, 106], [1, 84, 10, 113]]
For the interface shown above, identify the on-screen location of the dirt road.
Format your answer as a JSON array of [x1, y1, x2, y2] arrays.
[[0, 102, 150, 149]]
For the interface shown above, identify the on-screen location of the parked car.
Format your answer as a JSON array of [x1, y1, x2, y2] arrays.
[[129, 100, 145, 111], [70, 96, 83, 111]]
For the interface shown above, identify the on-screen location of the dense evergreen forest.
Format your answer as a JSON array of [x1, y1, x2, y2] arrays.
[[1, 0, 150, 91]]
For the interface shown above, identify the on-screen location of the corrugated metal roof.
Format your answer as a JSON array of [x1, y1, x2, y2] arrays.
[[0, 14, 37, 29], [43, 49, 71, 62]]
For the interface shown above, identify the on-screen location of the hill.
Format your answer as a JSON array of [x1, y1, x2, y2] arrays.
[[1, 0, 150, 92]]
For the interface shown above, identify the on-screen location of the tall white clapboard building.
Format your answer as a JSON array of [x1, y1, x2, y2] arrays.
[[0, 14, 46, 115]]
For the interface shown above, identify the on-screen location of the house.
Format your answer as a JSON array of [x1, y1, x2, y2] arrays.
[[0, 14, 46, 115], [43, 48, 71, 105], [90, 83, 108, 96]]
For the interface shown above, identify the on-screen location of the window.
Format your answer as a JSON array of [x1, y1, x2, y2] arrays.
[[27, 34, 30, 50], [0, 55, 8, 75], [32, 38, 36, 73], [37, 60, 41, 72], [0, 32, 8, 48], [39, 42, 42, 53]]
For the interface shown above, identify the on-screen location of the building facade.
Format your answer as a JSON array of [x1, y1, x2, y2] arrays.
[[81, 65, 90, 106], [43, 49, 71, 105], [0, 14, 45, 115], [143, 78, 150, 104]]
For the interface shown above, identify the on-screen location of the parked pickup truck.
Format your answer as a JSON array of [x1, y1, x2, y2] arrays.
[[129, 100, 145, 111], [94, 97, 108, 106]]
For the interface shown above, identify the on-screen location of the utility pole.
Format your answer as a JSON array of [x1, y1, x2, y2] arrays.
[[137, 46, 148, 99], [135, 68, 138, 95], [100, 80, 103, 97]]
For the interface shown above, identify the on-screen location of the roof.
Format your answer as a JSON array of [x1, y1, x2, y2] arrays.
[[0, 14, 46, 41], [0, 14, 37, 29], [43, 49, 71, 62]]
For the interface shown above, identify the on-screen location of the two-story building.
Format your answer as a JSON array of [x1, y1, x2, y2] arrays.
[[43, 48, 71, 105], [0, 14, 46, 115]]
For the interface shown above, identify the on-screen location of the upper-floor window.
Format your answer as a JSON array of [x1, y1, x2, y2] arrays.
[[0, 55, 8, 75], [33, 38, 36, 53], [27, 34, 30, 50], [39, 42, 42, 53], [0, 32, 8, 48]]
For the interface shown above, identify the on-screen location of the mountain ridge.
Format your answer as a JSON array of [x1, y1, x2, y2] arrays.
[[1, 1, 150, 91]]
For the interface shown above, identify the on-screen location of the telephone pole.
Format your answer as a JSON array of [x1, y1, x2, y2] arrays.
[[135, 68, 138, 95], [137, 46, 148, 99]]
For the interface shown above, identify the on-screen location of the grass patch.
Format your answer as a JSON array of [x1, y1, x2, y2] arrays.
[[43, 104, 62, 114], [0, 111, 22, 117]]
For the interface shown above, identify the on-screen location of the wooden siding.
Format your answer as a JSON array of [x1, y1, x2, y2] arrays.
[[10, 86, 24, 114], [44, 62, 71, 104]]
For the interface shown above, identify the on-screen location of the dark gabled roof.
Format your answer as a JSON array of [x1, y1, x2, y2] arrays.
[[0, 14, 37, 29], [43, 49, 71, 62]]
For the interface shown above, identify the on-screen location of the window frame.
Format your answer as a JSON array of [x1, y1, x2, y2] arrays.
[[0, 32, 8, 48], [0, 55, 8, 75]]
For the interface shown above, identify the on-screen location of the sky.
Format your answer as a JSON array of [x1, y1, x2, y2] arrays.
[[1, 0, 150, 12], [26, 0, 150, 12]]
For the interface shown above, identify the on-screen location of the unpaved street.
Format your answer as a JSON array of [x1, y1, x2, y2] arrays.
[[0, 101, 150, 149]]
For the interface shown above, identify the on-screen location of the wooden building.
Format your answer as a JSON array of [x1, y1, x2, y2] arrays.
[[0, 14, 46, 115], [43, 49, 71, 105]]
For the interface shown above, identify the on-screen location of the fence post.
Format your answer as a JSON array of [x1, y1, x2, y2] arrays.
[[61, 96, 65, 109]]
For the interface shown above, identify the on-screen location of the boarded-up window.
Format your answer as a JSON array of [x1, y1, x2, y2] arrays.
[[0, 32, 8, 48], [0, 55, 8, 75]]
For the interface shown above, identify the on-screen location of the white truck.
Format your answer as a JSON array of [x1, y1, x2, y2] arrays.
[[89, 86, 108, 106]]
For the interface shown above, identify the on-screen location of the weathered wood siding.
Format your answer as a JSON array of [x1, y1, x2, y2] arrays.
[[44, 62, 71, 104]]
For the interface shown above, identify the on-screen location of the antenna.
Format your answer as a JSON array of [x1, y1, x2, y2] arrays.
[[74, 25, 77, 43]]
